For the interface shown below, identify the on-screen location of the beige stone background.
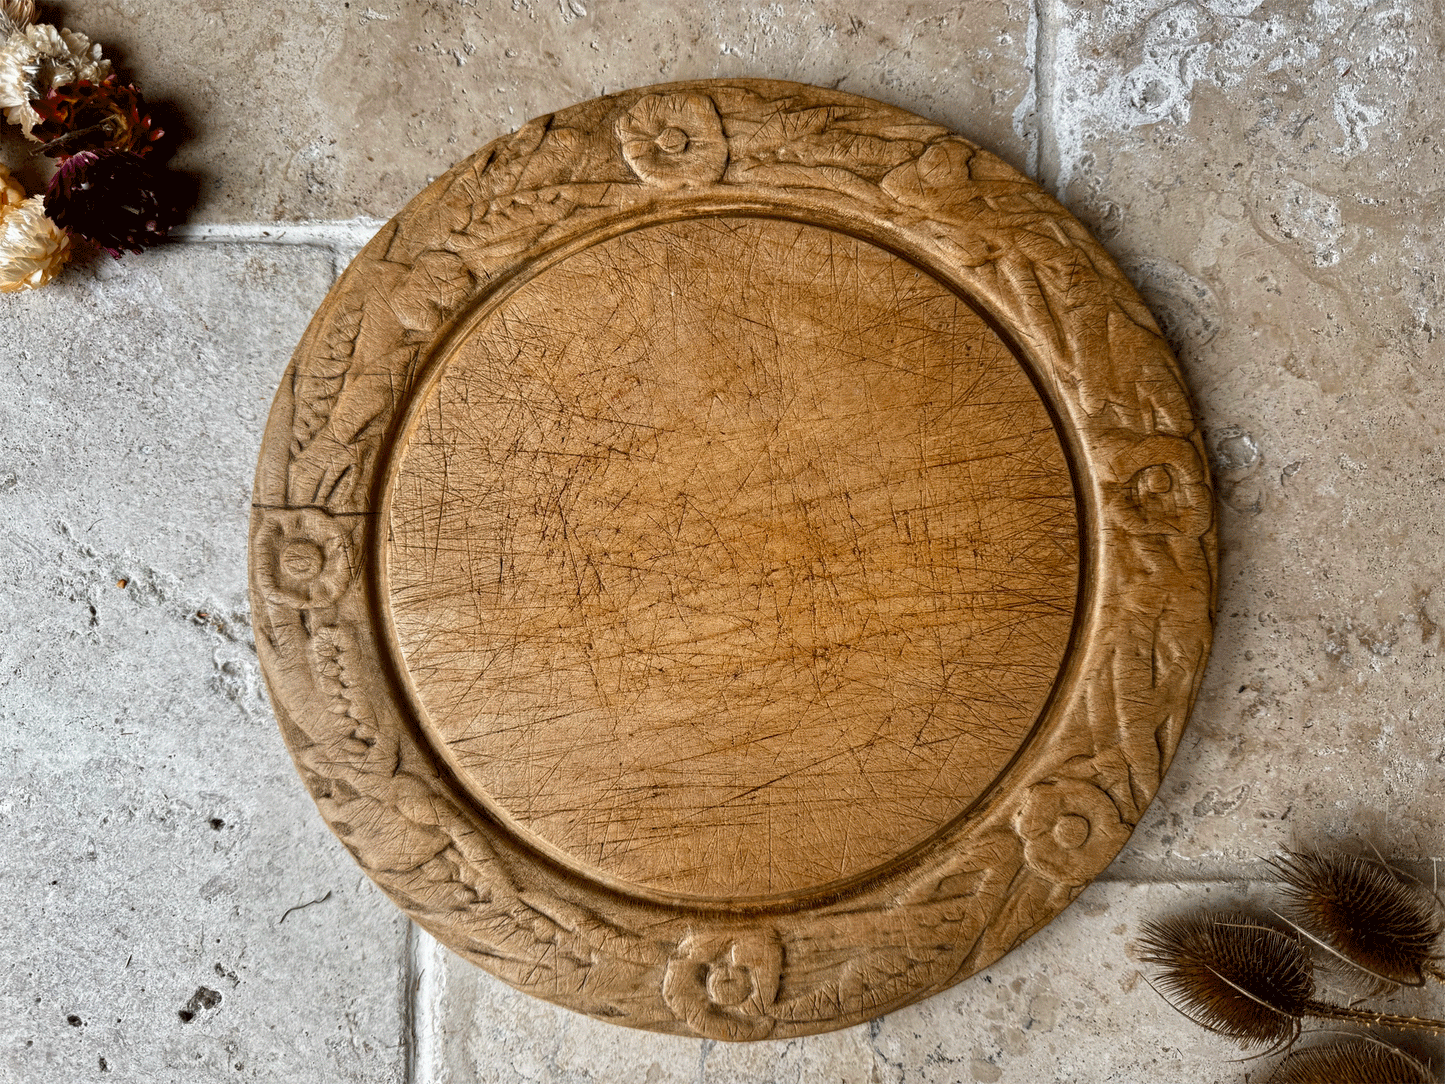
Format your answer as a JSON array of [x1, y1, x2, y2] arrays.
[[2, 1, 1443, 1081]]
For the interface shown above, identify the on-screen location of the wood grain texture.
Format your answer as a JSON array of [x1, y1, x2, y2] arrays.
[[249, 79, 1217, 1039], [386, 215, 1079, 902]]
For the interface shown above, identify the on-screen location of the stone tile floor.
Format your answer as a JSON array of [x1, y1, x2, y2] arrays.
[[2, 2, 1442, 1081]]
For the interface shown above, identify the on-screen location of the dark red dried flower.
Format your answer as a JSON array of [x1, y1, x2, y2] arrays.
[[31, 75, 163, 159], [44, 149, 184, 257]]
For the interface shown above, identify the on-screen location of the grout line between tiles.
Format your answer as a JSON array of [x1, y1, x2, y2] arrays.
[[1032, 0, 1063, 197], [1014, 0, 1040, 177], [1094, 873, 1280, 886], [170, 219, 388, 251], [407, 922, 443, 1084], [402, 922, 418, 1084]]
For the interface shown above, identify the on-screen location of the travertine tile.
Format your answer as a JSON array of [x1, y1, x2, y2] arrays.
[[0, 245, 407, 1084], [4, 2, 1444, 1081], [427, 879, 1445, 1083], [52, 0, 1034, 224], [1044, 0, 1445, 877]]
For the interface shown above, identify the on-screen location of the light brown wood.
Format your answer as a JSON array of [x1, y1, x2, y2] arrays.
[[385, 215, 1079, 903], [250, 79, 1217, 1039]]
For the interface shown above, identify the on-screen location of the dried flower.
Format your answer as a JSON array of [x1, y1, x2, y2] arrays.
[[1138, 910, 1445, 1051], [1272, 848, 1445, 989], [0, 0, 37, 38], [0, 12, 193, 290], [0, 161, 24, 216], [0, 23, 110, 136], [45, 149, 183, 257], [1267, 1037, 1434, 1084], [32, 76, 164, 158], [0, 193, 70, 292], [1139, 911, 1313, 1049]]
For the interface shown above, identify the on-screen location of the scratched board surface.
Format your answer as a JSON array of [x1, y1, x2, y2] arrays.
[[383, 215, 1080, 902]]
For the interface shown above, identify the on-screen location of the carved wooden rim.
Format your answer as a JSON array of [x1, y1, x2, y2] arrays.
[[249, 79, 1217, 1039]]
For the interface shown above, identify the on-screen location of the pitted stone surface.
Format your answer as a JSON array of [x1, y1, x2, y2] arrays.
[[3, 0, 1445, 1080], [0, 246, 407, 1084], [425, 880, 1445, 1083], [1046, 1, 1445, 880], [53, 1, 1036, 223]]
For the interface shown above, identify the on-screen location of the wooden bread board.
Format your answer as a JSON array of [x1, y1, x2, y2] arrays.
[[250, 79, 1217, 1040]]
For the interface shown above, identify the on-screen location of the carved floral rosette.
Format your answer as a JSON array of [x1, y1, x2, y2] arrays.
[[249, 80, 1216, 1039]]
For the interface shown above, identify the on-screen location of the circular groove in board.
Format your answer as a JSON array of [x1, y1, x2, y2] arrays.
[[382, 214, 1080, 903]]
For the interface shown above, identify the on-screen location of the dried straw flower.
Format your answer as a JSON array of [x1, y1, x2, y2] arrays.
[[0, 12, 192, 290], [0, 23, 111, 136], [1272, 848, 1445, 989], [45, 148, 183, 256], [0, 0, 37, 38], [0, 192, 70, 292], [0, 161, 24, 216], [32, 75, 164, 158]]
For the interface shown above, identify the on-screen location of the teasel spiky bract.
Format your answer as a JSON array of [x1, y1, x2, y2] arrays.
[[1266, 1036, 1434, 1084], [1271, 848, 1445, 990], [1136, 911, 1445, 1050]]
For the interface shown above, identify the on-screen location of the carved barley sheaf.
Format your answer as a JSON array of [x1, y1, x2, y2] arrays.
[[249, 80, 1217, 1039]]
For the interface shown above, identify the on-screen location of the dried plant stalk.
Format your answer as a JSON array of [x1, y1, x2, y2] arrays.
[[1137, 911, 1445, 1050], [1272, 849, 1445, 989]]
